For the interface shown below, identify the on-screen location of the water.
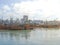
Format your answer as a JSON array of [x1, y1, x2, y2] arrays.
[[0, 28, 60, 45]]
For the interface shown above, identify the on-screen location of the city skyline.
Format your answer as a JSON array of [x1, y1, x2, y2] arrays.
[[0, 15, 59, 25], [0, 0, 60, 20], [0, 15, 60, 30]]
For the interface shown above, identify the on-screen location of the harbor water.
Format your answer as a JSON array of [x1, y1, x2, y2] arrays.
[[0, 28, 60, 45]]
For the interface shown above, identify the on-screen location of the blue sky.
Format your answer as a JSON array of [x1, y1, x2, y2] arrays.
[[0, 0, 60, 20]]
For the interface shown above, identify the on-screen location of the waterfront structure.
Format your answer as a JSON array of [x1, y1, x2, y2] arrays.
[[0, 15, 60, 30]]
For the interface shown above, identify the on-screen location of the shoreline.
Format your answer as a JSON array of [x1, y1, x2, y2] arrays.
[[0, 24, 60, 30]]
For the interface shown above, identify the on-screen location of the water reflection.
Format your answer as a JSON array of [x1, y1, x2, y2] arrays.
[[0, 30, 31, 40], [0, 28, 60, 45], [0, 30, 31, 45]]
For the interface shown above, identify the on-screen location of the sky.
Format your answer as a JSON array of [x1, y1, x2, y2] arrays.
[[0, 0, 60, 20]]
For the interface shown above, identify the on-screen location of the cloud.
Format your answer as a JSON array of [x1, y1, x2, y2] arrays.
[[1, 0, 60, 20], [2, 5, 11, 12], [13, 0, 50, 20], [13, 0, 49, 20]]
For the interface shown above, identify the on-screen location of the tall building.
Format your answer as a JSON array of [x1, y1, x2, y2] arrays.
[[10, 17, 13, 25], [21, 15, 28, 24], [23, 15, 28, 22]]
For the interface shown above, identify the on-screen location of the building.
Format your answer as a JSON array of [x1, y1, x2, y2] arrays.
[[32, 20, 44, 25], [23, 15, 28, 22], [20, 15, 29, 24], [9, 17, 13, 25]]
